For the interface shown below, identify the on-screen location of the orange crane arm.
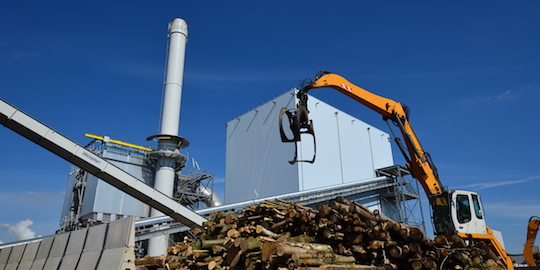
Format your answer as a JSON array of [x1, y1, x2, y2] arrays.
[[298, 71, 444, 198], [524, 216, 540, 266]]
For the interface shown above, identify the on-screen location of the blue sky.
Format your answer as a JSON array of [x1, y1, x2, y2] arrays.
[[1, 1, 539, 254]]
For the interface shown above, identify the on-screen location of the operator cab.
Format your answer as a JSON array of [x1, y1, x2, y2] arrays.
[[432, 190, 487, 235], [451, 190, 487, 235]]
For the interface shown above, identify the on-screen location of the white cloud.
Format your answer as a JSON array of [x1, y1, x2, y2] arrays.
[[496, 90, 514, 101], [0, 219, 36, 241], [14, 191, 65, 203], [460, 83, 537, 106], [457, 175, 540, 190], [13, 51, 38, 59], [0, 191, 65, 208], [460, 94, 497, 105], [484, 201, 540, 219], [213, 176, 225, 184]]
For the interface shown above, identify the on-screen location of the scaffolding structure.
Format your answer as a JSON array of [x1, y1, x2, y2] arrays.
[[376, 165, 426, 232], [175, 168, 215, 210]]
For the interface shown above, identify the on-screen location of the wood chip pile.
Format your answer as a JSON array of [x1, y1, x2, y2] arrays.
[[136, 197, 506, 270]]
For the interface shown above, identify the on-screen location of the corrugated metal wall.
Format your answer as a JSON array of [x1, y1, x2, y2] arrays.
[[60, 146, 151, 226], [225, 90, 394, 204], [83, 150, 151, 219], [297, 96, 394, 190], [225, 91, 299, 204]]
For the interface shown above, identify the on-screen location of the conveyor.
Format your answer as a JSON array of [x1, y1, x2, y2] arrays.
[[0, 98, 207, 229]]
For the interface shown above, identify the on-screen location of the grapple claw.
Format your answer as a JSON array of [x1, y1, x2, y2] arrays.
[[278, 102, 316, 164]]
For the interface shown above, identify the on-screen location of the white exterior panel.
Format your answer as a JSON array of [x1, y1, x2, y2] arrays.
[[297, 99, 342, 190], [78, 150, 151, 219], [225, 90, 394, 204], [225, 92, 299, 203], [298, 97, 394, 190], [339, 117, 378, 181], [368, 127, 394, 172]]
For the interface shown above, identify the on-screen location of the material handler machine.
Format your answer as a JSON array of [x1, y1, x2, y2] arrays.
[[280, 71, 514, 269]]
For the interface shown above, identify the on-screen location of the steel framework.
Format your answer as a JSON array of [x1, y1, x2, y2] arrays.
[[377, 165, 426, 231]]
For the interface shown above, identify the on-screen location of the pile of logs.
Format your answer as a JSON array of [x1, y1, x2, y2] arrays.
[[135, 197, 506, 270]]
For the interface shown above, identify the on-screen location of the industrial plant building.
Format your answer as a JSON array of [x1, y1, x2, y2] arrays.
[[225, 89, 394, 203], [224, 89, 424, 228]]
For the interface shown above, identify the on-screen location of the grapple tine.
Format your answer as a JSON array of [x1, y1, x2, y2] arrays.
[[289, 119, 316, 164], [279, 107, 316, 164], [279, 107, 300, 143]]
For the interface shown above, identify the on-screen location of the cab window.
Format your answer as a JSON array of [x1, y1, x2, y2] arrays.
[[472, 194, 483, 219], [456, 194, 471, 223]]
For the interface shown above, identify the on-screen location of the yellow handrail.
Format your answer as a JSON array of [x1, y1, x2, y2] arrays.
[[85, 133, 154, 151]]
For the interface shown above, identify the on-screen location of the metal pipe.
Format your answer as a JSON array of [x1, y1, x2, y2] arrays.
[[197, 185, 223, 207], [159, 18, 188, 136]]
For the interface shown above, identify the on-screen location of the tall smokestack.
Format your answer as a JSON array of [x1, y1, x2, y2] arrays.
[[159, 18, 188, 136], [146, 18, 190, 256]]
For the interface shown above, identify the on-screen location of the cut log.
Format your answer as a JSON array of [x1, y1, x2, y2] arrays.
[[226, 228, 240, 238], [387, 246, 404, 260], [367, 240, 384, 250], [240, 237, 264, 252], [208, 260, 218, 270], [262, 241, 278, 262], [135, 255, 167, 267], [287, 234, 313, 243], [262, 241, 334, 260], [256, 225, 278, 237], [229, 250, 243, 267], [296, 255, 356, 266], [291, 253, 336, 260], [200, 239, 227, 249], [193, 250, 211, 259], [212, 245, 226, 255]]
